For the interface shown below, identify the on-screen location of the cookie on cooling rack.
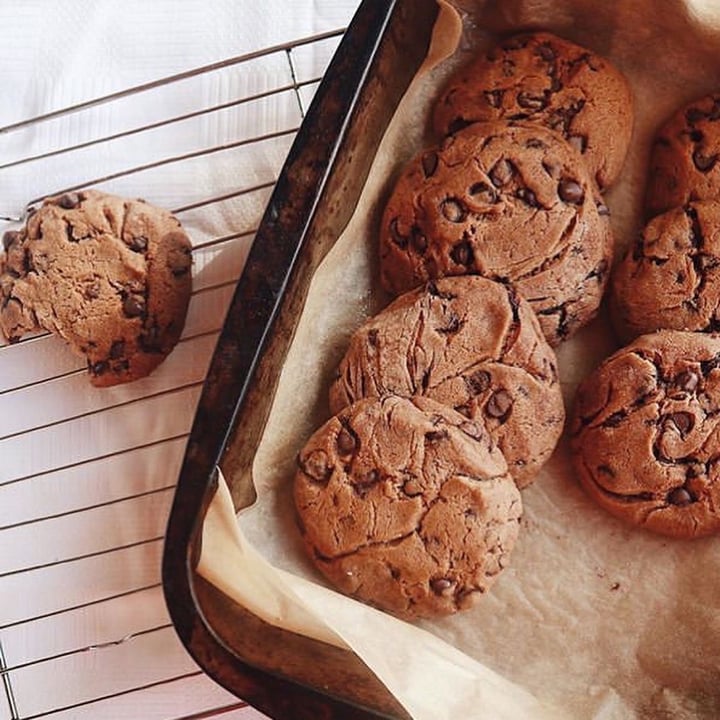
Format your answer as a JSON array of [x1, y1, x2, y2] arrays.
[[378, 121, 613, 346], [0, 190, 192, 386], [432, 31, 634, 189], [329, 276, 564, 488], [294, 395, 522, 619], [570, 330, 720, 539]]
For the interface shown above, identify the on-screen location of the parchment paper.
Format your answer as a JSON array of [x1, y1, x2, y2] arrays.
[[198, 2, 720, 718]]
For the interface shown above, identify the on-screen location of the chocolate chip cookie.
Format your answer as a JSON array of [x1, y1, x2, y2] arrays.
[[570, 330, 720, 539], [645, 94, 720, 218], [294, 395, 522, 619], [329, 276, 564, 488], [432, 31, 634, 189], [0, 190, 192, 386], [379, 122, 613, 346], [611, 201, 720, 342]]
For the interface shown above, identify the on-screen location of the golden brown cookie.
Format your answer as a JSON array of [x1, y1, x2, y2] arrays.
[[611, 201, 720, 343], [379, 122, 613, 346], [329, 276, 564, 488], [570, 330, 720, 539], [646, 94, 720, 218], [0, 190, 192, 386], [432, 31, 634, 189], [294, 395, 522, 619]]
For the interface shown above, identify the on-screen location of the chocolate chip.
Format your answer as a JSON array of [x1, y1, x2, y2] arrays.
[[469, 182, 497, 203], [389, 217, 408, 248], [450, 240, 473, 266], [455, 404, 472, 417], [483, 89, 503, 108], [57, 192, 81, 209], [411, 227, 427, 253], [84, 281, 101, 300], [568, 134, 587, 154], [675, 370, 699, 392], [525, 138, 546, 150], [486, 389, 513, 419], [465, 369, 491, 395], [686, 107, 706, 124], [517, 92, 547, 111], [668, 411, 694, 436], [123, 294, 146, 318], [502, 58, 515, 77], [437, 311, 462, 334], [430, 578, 454, 595], [516, 187, 538, 207], [109, 340, 125, 359], [300, 449, 332, 484], [422, 151, 439, 177], [597, 202, 610, 216], [448, 117, 473, 135], [367, 328, 379, 347], [558, 179, 585, 204], [140, 325, 162, 353], [425, 430, 449, 442], [441, 198, 467, 222], [690, 129, 703, 143], [427, 281, 456, 300], [536, 43, 556, 61], [353, 469, 380, 496], [90, 360, 108, 376], [693, 150, 717, 172], [336, 427, 357, 455], [127, 235, 148, 253], [489, 159, 514, 187], [2, 230, 20, 251], [667, 487, 693, 506]]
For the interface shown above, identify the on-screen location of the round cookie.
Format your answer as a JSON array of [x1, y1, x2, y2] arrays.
[[379, 121, 613, 346], [329, 276, 564, 488], [0, 190, 192, 386], [570, 330, 720, 539], [611, 201, 720, 343], [432, 31, 634, 189], [646, 94, 720, 218], [294, 395, 522, 619]]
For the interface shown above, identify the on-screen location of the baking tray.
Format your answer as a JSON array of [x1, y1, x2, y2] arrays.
[[162, 1, 439, 718]]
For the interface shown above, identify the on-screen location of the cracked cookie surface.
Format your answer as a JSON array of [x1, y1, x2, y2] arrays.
[[329, 276, 564, 488], [646, 94, 720, 218], [379, 121, 613, 346], [0, 190, 192, 386], [570, 330, 720, 539], [294, 395, 522, 619], [432, 31, 634, 189], [611, 201, 720, 342]]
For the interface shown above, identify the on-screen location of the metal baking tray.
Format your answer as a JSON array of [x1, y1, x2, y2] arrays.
[[162, 1, 439, 717]]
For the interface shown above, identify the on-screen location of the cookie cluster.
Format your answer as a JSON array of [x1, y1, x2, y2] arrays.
[[0, 190, 192, 386], [572, 94, 720, 539], [295, 31, 634, 619]]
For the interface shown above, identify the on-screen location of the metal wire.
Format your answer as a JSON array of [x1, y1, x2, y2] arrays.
[[0, 27, 343, 720]]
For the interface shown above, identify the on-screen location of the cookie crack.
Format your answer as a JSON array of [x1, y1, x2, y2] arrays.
[[514, 215, 577, 282]]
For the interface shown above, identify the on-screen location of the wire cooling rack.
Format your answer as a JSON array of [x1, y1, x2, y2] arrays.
[[0, 26, 347, 720]]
